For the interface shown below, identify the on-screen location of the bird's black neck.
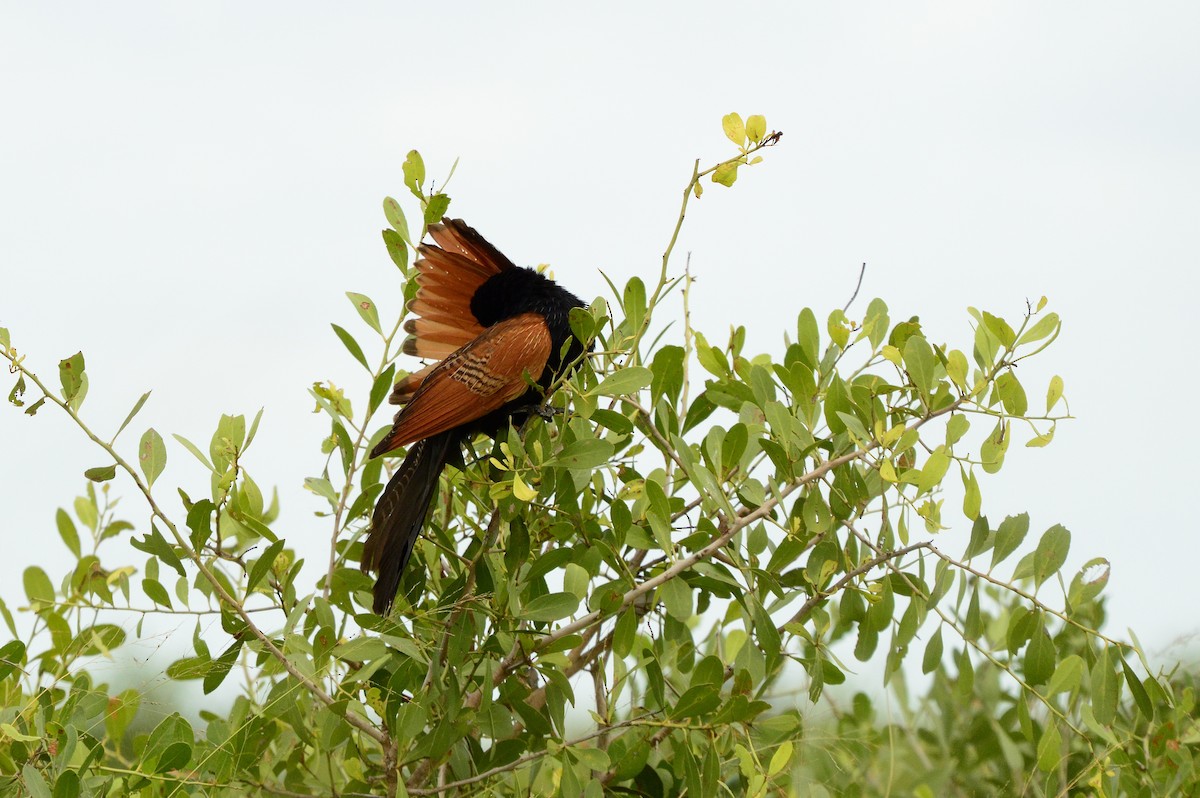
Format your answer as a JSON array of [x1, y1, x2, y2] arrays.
[[471, 267, 588, 375]]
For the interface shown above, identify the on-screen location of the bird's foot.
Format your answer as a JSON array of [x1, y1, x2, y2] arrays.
[[532, 404, 564, 421]]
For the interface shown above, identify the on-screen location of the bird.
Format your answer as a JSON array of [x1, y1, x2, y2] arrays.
[[361, 218, 589, 615]]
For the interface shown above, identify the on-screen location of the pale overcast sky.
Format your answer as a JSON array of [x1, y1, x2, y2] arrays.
[[3, 3, 1198, 673]]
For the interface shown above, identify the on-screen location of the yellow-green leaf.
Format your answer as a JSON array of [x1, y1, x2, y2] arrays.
[[512, 472, 538, 502], [722, 112, 746, 145], [946, 349, 968, 389], [712, 162, 739, 187], [745, 114, 767, 143], [1046, 375, 1064, 412]]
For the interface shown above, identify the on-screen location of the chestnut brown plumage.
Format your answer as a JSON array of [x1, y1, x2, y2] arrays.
[[362, 219, 588, 614]]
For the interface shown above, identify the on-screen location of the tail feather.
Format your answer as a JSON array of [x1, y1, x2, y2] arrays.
[[362, 430, 458, 614]]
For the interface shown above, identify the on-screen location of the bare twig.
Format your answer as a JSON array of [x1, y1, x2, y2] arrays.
[[843, 262, 867, 313]]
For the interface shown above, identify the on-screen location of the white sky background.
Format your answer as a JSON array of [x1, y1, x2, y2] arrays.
[[2, 0, 1198, 691]]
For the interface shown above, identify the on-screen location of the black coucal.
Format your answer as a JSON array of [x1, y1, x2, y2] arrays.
[[362, 219, 588, 614]]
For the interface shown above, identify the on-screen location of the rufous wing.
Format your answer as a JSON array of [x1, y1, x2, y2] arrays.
[[391, 219, 516, 403], [372, 313, 551, 457]]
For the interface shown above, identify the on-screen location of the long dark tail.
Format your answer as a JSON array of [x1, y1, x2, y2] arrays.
[[362, 430, 458, 614]]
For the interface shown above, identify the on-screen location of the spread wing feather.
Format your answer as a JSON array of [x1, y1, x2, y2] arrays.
[[391, 219, 517, 402], [372, 313, 551, 457]]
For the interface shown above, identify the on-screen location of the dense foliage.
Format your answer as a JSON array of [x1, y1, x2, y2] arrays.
[[1, 115, 1196, 797]]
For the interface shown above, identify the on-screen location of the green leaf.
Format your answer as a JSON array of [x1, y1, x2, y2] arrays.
[[382, 228, 409, 271], [1033, 524, 1070, 587], [84, 465, 117, 483], [172, 433, 214, 471], [1036, 722, 1061, 772], [994, 372, 1027, 416], [130, 525, 186, 578], [22, 765, 51, 798], [592, 366, 652, 397], [549, 439, 615, 470], [721, 112, 746, 145], [991, 513, 1029, 567], [203, 639, 243, 695], [922, 626, 944, 674], [53, 769, 80, 798], [745, 114, 767, 143], [982, 311, 1016, 348], [55, 509, 80, 558], [138, 428, 167, 488], [113, 391, 151, 442], [1024, 622, 1056, 685], [523, 592, 579, 622], [0, 640, 26, 682], [659, 578, 692, 620], [671, 683, 721, 720], [918, 446, 950, 492], [1048, 654, 1084, 695], [331, 323, 370, 370], [58, 351, 85, 401], [1068, 558, 1109, 607], [424, 192, 451, 225], [1090, 648, 1121, 725], [1018, 311, 1059, 345], [622, 276, 647, 336], [383, 196, 411, 244], [946, 349, 968, 389], [346, 292, 382, 334], [402, 150, 426, 199], [154, 741, 193, 774], [68, 624, 126, 656], [1122, 657, 1153, 719], [142, 578, 173, 609], [23, 566, 54, 606], [0, 327, 8, 350], [946, 413, 970, 446], [903, 335, 935, 400], [961, 468, 981, 520], [248, 539, 286, 592], [369, 364, 396, 416]]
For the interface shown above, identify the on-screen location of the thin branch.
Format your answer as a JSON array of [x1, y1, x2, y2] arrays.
[[405, 712, 664, 796], [843, 262, 867, 313], [783, 541, 932, 628]]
